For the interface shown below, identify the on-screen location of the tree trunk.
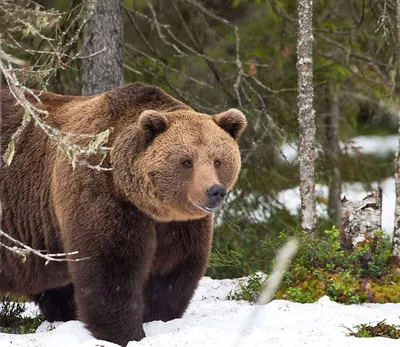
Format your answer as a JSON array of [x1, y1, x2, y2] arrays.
[[81, 0, 124, 96], [341, 188, 382, 250], [393, 0, 400, 257], [297, 0, 316, 233], [394, 127, 400, 257], [325, 86, 341, 225]]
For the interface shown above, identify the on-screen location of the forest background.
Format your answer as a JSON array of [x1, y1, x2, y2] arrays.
[[1, 0, 400, 307]]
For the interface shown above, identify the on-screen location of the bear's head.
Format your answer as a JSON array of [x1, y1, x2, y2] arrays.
[[112, 108, 246, 222]]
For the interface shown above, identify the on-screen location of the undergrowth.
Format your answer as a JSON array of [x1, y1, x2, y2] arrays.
[[345, 320, 400, 339], [226, 272, 265, 302], [211, 226, 400, 304], [0, 296, 44, 334]]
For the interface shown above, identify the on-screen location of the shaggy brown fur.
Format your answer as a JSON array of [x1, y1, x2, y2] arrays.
[[0, 83, 246, 346]]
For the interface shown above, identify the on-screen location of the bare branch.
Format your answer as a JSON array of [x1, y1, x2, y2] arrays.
[[0, 228, 88, 263], [0, 1, 113, 171], [124, 0, 287, 142]]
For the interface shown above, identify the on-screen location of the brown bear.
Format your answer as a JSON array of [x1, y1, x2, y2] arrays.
[[0, 82, 246, 346]]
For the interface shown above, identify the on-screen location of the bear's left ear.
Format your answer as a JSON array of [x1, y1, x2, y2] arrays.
[[138, 110, 169, 143], [213, 108, 247, 140]]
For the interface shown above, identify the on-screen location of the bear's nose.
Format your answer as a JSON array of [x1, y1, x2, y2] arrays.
[[206, 185, 227, 207]]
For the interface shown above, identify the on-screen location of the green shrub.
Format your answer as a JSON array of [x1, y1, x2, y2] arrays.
[[215, 226, 400, 304], [0, 296, 44, 334], [227, 272, 265, 302]]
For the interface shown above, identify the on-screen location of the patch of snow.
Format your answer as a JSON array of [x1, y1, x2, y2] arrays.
[[317, 295, 338, 307], [280, 143, 298, 163], [21, 302, 40, 319], [277, 184, 329, 218], [2, 277, 400, 347], [280, 135, 398, 162], [35, 321, 63, 333], [343, 136, 398, 156]]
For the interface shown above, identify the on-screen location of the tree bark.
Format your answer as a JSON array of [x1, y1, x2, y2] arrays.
[[393, 0, 400, 257], [297, 0, 316, 233], [325, 86, 341, 225], [341, 188, 382, 250], [81, 0, 124, 96]]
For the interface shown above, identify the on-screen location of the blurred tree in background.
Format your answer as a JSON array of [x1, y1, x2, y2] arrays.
[[81, 0, 124, 95], [1, 0, 399, 279]]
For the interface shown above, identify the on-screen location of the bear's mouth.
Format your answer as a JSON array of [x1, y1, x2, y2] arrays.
[[192, 202, 218, 214], [203, 206, 218, 212]]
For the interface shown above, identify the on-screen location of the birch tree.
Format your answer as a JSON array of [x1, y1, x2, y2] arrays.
[[81, 0, 124, 95], [297, 0, 316, 233], [393, 0, 400, 258]]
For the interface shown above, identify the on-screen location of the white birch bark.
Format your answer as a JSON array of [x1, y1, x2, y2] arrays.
[[341, 189, 382, 249], [297, 0, 316, 233], [393, 0, 400, 257]]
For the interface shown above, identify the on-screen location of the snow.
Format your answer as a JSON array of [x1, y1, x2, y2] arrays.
[[276, 178, 395, 236], [342, 135, 398, 156], [277, 183, 329, 218], [280, 135, 398, 163], [1, 277, 400, 347]]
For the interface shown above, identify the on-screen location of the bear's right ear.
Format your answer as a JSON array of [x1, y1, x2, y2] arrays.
[[138, 110, 169, 143]]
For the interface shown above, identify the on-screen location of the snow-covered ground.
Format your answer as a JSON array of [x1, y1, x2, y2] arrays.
[[1, 277, 400, 347]]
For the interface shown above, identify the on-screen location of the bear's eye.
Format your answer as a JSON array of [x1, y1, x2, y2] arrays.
[[183, 160, 193, 168], [214, 160, 221, 168]]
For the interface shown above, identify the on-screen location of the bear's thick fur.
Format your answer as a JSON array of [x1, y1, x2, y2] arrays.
[[0, 83, 246, 346]]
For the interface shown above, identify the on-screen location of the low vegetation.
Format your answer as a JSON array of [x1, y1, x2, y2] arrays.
[[0, 297, 44, 334], [346, 320, 400, 339], [213, 226, 400, 304]]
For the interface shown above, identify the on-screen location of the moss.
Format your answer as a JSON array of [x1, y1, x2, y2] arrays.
[[372, 275, 400, 303]]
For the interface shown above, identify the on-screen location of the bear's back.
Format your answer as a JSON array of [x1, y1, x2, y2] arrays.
[[0, 82, 190, 261], [0, 83, 177, 294]]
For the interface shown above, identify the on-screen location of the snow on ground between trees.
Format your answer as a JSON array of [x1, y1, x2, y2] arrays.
[[277, 177, 395, 235], [1, 277, 400, 347]]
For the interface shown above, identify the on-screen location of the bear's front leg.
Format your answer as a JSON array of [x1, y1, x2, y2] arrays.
[[53, 171, 156, 346], [65, 202, 156, 346], [144, 217, 213, 322]]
